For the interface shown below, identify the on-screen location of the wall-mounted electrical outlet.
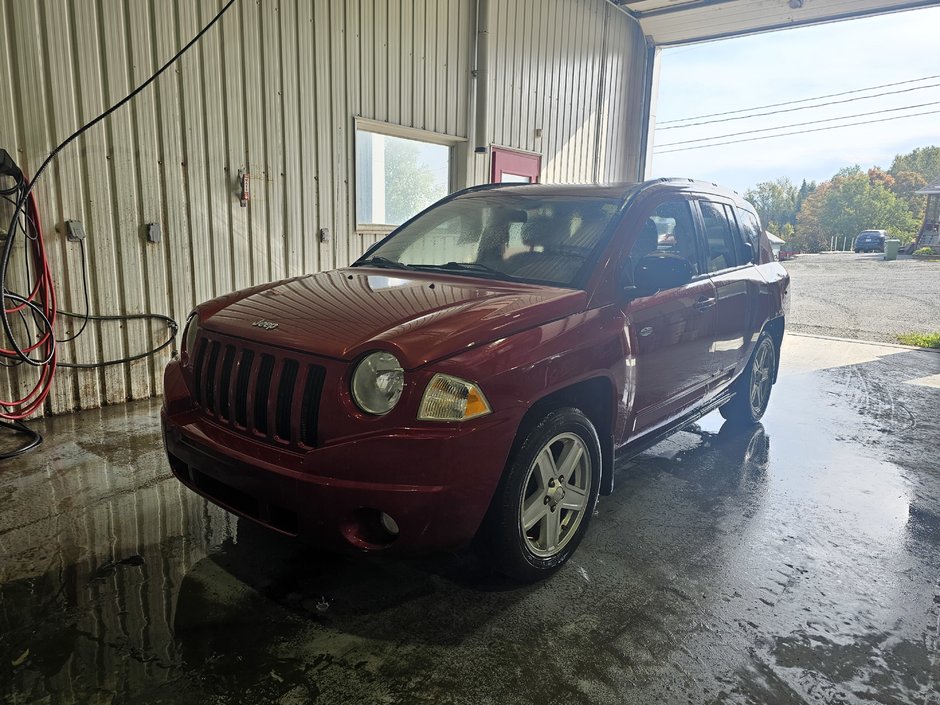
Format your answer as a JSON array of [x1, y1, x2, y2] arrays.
[[145, 223, 161, 244], [64, 220, 86, 241]]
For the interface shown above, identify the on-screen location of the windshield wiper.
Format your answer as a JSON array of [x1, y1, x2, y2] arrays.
[[410, 261, 508, 278], [353, 256, 413, 270]]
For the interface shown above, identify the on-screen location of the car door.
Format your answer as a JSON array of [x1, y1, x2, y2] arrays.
[[620, 198, 720, 437], [694, 199, 764, 385]]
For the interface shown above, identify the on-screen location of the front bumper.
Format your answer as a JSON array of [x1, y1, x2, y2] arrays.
[[161, 369, 520, 554]]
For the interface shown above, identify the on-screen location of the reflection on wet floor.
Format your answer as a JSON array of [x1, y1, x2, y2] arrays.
[[1, 335, 939, 704]]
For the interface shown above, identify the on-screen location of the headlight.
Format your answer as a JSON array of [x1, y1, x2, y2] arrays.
[[182, 312, 200, 357], [418, 374, 491, 422], [351, 351, 404, 415]]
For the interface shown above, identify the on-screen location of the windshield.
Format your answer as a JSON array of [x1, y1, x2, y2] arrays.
[[353, 193, 623, 287]]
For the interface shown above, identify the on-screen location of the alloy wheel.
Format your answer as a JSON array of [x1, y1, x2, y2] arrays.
[[518, 432, 592, 557], [749, 341, 774, 416]]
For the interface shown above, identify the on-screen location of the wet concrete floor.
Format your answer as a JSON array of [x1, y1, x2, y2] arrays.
[[1, 333, 939, 704]]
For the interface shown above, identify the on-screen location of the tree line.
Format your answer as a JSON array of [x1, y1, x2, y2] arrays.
[[745, 146, 940, 252]]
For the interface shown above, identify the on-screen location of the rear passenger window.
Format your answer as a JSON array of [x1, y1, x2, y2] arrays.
[[737, 209, 762, 263], [699, 201, 739, 272]]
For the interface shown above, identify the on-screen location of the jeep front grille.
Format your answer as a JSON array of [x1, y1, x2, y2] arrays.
[[190, 333, 325, 449]]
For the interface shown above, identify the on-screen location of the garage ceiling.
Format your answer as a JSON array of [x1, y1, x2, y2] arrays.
[[614, 0, 940, 45]]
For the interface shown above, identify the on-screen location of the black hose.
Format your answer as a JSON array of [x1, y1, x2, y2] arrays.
[[0, 419, 43, 460]]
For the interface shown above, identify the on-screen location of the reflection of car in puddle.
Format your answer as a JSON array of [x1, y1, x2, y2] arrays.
[[712, 421, 770, 469], [621, 420, 771, 507]]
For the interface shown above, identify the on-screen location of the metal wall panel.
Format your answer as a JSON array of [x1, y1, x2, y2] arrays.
[[0, 0, 646, 416]]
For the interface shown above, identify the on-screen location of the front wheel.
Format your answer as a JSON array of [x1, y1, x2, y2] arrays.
[[719, 332, 777, 425], [481, 407, 601, 582]]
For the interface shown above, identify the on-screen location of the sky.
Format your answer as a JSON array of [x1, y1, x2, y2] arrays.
[[650, 5, 940, 193]]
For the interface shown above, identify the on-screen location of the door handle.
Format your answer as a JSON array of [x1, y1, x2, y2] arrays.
[[694, 296, 716, 312]]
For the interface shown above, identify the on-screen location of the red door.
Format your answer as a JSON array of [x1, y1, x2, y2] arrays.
[[491, 148, 541, 183]]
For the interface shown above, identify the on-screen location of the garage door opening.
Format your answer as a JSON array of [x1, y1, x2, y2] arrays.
[[649, 4, 940, 346]]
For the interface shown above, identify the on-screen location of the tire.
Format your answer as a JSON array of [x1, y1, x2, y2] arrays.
[[482, 407, 601, 582], [719, 332, 777, 425]]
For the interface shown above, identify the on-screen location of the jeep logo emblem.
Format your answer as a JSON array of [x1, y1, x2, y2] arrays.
[[252, 319, 279, 330]]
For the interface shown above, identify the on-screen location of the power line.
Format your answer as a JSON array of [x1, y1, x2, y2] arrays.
[[658, 73, 940, 126], [653, 108, 940, 154], [655, 100, 940, 148], [658, 81, 940, 129]]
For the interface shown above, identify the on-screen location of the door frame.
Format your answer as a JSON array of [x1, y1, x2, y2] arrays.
[[490, 146, 541, 184]]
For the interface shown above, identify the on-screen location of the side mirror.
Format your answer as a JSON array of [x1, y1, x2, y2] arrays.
[[633, 254, 693, 296]]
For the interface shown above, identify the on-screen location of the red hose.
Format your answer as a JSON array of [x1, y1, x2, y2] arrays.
[[0, 188, 58, 420]]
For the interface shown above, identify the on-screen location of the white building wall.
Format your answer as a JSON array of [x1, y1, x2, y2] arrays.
[[0, 0, 649, 415]]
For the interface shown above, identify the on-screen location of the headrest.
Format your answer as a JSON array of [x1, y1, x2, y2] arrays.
[[638, 218, 659, 248], [522, 215, 565, 249]]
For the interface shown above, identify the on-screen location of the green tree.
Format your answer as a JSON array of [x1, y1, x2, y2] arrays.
[[384, 140, 442, 224], [795, 179, 817, 214], [891, 170, 929, 221], [794, 169, 918, 250], [889, 146, 940, 183], [794, 181, 832, 252], [744, 177, 799, 231]]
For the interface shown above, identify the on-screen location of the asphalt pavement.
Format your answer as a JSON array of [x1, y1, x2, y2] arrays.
[[783, 252, 940, 343]]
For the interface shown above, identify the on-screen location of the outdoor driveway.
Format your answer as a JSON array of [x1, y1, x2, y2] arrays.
[[783, 252, 940, 343]]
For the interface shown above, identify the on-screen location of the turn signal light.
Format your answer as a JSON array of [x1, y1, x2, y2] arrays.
[[418, 374, 492, 422]]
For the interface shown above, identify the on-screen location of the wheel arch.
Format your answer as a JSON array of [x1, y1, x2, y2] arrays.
[[512, 377, 617, 497], [762, 315, 785, 383]]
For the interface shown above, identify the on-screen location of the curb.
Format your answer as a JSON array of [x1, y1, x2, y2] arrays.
[[786, 331, 940, 354]]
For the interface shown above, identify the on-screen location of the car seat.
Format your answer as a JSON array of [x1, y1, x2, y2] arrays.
[[626, 218, 660, 282], [506, 215, 580, 282]]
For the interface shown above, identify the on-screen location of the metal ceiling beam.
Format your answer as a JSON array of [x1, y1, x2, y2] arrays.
[[634, 0, 940, 47], [620, 0, 743, 20]]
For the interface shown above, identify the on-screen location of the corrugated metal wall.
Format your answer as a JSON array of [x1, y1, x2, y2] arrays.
[[0, 0, 648, 416]]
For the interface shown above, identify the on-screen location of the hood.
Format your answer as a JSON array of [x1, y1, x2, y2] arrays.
[[199, 268, 587, 368]]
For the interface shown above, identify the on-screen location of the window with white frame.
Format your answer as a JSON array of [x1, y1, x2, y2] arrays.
[[355, 122, 453, 229]]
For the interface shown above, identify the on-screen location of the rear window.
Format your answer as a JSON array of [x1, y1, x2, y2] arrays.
[[736, 209, 762, 264], [698, 201, 741, 272]]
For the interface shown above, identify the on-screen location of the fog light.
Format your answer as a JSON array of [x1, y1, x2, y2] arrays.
[[340, 508, 400, 549], [379, 512, 400, 536]]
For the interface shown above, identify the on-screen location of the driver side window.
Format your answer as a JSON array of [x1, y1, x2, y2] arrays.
[[624, 200, 699, 285]]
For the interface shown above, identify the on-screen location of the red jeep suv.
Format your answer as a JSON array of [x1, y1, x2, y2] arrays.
[[162, 178, 790, 580]]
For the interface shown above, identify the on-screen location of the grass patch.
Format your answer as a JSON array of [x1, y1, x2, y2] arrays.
[[897, 332, 940, 349]]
